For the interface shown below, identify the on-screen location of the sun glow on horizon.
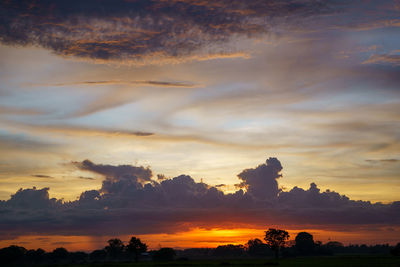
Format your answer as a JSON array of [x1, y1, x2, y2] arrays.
[[0, 0, 399, 255], [2, 227, 399, 252]]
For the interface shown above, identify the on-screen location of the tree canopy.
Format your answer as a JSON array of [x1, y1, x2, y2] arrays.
[[126, 236, 147, 261], [295, 232, 315, 254], [264, 228, 290, 259]]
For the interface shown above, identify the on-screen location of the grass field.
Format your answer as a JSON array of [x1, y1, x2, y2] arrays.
[[61, 256, 400, 267]]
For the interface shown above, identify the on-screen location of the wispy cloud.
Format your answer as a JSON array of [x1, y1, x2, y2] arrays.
[[362, 54, 400, 66], [35, 80, 201, 88], [2, 119, 154, 138], [77, 176, 95, 181], [0, 106, 45, 116], [31, 174, 54, 179], [333, 19, 400, 31], [366, 159, 399, 164], [0, 132, 57, 152]]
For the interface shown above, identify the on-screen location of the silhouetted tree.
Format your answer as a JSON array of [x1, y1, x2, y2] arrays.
[[325, 241, 343, 248], [126, 236, 147, 262], [325, 241, 344, 254], [213, 244, 245, 257], [0, 245, 27, 264], [90, 249, 107, 262], [391, 242, 400, 256], [264, 228, 289, 259], [70, 251, 88, 264], [52, 247, 69, 257], [247, 238, 270, 256], [105, 238, 125, 260], [50, 247, 69, 263], [295, 232, 315, 254], [26, 248, 45, 263], [152, 247, 176, 261]]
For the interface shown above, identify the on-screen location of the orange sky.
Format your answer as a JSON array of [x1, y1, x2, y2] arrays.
[[0, 0, 399, 254], [2, 227, 399, 252]]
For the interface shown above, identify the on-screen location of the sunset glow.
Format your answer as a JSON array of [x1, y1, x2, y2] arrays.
[[2, 227, 399, 252], [0, 0, 399, 253]]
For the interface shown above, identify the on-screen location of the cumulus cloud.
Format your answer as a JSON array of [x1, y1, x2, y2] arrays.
[[237, 157, 282, 200], [5, 187, 61, 209], [0, 0, 332, 63], [0, 157, 399, 237], [73, 159, 153, 194]]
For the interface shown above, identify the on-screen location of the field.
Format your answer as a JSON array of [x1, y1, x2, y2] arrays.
[[62, 256, 400, 267]]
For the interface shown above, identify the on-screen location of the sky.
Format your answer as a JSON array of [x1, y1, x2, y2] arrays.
[[0, 0, 399, 251]]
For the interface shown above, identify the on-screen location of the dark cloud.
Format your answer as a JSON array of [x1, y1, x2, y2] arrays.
[[366, 159, 399, 164], [47, 80, 200, 88], [77, 176, 95, 180], [157, 174, 167, 180], [5, 187, 61, 209], [73, 159, 153, 195], [237, 157, 282, 201], [0, 157, 399, 238], [73, 159, 152, 179], [0, 0, 333, 62], [2, 119, 154, 138], [31, 174, 54, 179]]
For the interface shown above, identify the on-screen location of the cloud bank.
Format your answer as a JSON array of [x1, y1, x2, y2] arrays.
[[0, 157, 399, 238], [0, 0, 332, 62]]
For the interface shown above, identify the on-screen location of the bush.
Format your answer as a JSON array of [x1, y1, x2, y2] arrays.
[[152, 247, 176, 261], [391, 243, 400, 256]]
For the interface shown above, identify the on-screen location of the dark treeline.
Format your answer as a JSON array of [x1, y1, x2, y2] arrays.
[[179, 232, 399, 260], [1, 229, 399, 266]]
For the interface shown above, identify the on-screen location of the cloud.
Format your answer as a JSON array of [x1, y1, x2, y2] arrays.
[[73, 159, 153, 193], [31, 174, 54, 179], [2, 119, 154, 138], [362, 54, 400, 66], [333, 19, 400, 31], [0, 106, 45, 116], [5, 187, 61, 209], [1, 1, 397, 65], [237, 157, 282, 200], [38, 80, 201, 88], [0, 132, 58, 152], [0, 157, 399, 238], [77, 176, 95, 180], [0, 0, 332, 63], [0, 117, 311, 150], [365, 159, 399, 164]]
